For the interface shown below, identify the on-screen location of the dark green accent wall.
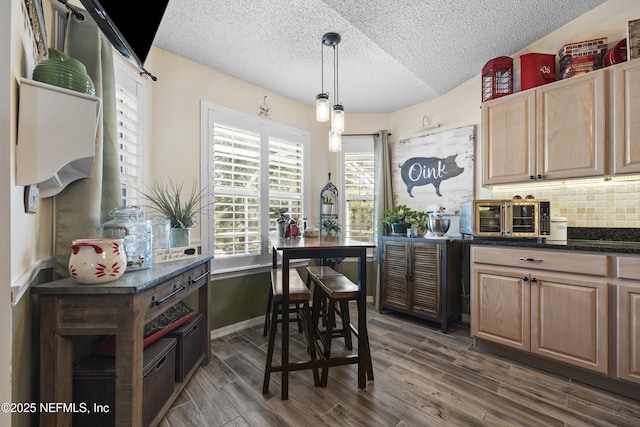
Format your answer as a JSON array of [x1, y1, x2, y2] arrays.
[[208, 260, 376, 331]]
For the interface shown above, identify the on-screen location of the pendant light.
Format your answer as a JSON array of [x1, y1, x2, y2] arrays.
[[315, 32, 344, 151], [328, 131, 341, 152], [315, 34, 330, 122]]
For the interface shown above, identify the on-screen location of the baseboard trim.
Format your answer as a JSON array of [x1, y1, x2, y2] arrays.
[[210, 315, 264, 339]]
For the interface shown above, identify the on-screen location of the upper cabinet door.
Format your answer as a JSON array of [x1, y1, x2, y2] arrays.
[[536, 71, 607, 180], [482, 91, 536, 185], [613, 59, 640, 175]]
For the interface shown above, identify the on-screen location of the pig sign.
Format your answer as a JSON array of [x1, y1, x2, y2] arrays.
[[399, 154, 464, 197], [391, 125, 475, 213]]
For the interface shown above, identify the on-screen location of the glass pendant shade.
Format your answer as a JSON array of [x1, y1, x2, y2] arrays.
[[331, 104, 344, 133], [328, 131, 342, 152], [316, 93, 330, 122]]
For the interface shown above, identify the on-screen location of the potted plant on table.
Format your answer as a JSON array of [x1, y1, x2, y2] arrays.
[[272, 207, 292, 237], [141, 180, 208, 248], [381, 204, 427, 235]]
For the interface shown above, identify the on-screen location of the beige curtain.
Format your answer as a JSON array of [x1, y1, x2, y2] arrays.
[[53, 11, 120, 278], [373, 130, 393, 308]]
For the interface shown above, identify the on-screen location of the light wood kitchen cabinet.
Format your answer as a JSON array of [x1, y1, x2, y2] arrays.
[[481, 69, 606, 186], [612, 58, 640, 175], [471, 246, 609, 373], [379, 237, 461, 333], [614, 256, 640, 384], [482, 91, 536, 185]]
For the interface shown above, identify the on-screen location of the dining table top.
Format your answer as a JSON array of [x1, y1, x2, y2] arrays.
[[269, 235, 375, 251]]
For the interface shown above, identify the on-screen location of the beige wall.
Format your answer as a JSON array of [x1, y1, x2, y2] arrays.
[[144, 47, 390, 233], [390, 0, 640, 228]]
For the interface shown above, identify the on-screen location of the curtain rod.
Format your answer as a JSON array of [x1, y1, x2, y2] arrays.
[[342, 132, 391, 136]]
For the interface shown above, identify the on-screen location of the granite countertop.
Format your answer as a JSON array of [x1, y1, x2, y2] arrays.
[[32, 255, 213, 295], [462, 227, 640, 255]]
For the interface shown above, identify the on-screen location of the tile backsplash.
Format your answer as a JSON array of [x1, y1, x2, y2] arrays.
[[492, 180, 640, 228]]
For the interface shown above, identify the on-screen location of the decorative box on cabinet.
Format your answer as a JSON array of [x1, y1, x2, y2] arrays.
[[482, 68, 606, 186], [73, 337, 177, 427], [379, 236, 461, 333]]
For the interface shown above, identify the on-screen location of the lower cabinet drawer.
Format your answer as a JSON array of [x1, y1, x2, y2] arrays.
[[73, 338, 177, 427], [471, 245, 608, 276]]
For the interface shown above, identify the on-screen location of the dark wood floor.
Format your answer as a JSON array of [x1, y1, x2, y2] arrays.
[[160, 303, 640, 426]]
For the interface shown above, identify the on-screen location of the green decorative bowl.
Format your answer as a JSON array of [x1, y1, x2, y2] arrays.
[[32, 48, 95, 96]]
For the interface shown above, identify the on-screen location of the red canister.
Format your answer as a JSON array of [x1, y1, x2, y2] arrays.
[[520, 53, 556, 90]]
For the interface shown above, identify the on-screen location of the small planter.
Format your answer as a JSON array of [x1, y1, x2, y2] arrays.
[[321, 204, 334, 215], [390, 223, 408, 235], [169, 228, 191, 248]]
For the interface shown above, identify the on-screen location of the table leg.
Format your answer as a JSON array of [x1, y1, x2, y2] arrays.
[[115, 297, 144, 426], [357, 249, 368, 388], [40, 297, 73, 427], [281, 255, 289, 400]]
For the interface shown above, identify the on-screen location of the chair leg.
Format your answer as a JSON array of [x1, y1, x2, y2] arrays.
[[301, 300, 320, 386], [262, 300, 279, 393], [338, 300, 353, 350], [262, 285, 273, 337], [320, 299, 336, 387]]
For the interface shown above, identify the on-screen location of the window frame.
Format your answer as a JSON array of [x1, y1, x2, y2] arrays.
[[200, 102, 310, 272], [338, 135, 375, 253], [114, 55, 148, 206]]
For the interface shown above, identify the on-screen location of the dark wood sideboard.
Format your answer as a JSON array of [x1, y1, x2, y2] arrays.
[[32, 255, 212, 427]]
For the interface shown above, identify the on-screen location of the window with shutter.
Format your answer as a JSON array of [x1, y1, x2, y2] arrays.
[[202, 103, 309, 271], [114, 58, 147, 207], [341, 137, 374, 243]]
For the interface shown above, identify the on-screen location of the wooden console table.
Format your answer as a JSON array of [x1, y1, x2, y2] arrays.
[[32, 255, 212, 427]]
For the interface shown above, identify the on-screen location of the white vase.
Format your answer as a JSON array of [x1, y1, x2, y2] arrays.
[[321, 204, 334, 215], [169, 228, 191, 248]]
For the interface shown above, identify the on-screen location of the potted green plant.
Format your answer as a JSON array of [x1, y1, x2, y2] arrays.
[[381, 204, 429, 235], [272, 207, 291, 237], [320, 218, 341, 237], [141, 179, 208, 248], [381, 204, 412, 235]]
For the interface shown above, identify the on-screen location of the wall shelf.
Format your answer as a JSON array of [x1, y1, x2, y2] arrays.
[[16, 78, 101, 197]]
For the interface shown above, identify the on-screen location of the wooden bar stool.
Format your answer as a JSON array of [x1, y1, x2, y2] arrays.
[[312, 275, 374, 387], [263, 268, 319, 394], [306, 265, 353, 349]]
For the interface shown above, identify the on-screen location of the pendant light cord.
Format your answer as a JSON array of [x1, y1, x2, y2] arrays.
[[333, 45, 339, 104]]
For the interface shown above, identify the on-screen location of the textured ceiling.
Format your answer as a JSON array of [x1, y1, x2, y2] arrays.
[[153, 0, 605, 113]]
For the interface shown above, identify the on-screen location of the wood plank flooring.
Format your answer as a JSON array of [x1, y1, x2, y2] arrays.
[[159, 303, 640, 426]]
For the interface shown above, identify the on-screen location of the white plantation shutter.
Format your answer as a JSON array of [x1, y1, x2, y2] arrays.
[[114, 58, 146, 206], [212, 124, 261, 259], [341, 137, 375, 243], [268, 137, 304, 233], [202, 103, 309, 270]]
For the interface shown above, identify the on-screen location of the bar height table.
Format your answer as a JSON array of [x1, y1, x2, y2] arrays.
[[270, 235, 375, 400]]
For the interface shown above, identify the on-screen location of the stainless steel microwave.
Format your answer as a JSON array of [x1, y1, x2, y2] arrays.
[[460, 199, 551, 238]]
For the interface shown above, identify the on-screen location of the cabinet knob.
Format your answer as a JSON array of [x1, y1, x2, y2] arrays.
[[531, 277, 538, 283], [522, 276, 529, 282], [537, 174, 542, 179], [529, 175, 535, 180]]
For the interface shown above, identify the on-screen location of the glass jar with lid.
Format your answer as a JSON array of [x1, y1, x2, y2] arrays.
[[102, 206, 152, 270]]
